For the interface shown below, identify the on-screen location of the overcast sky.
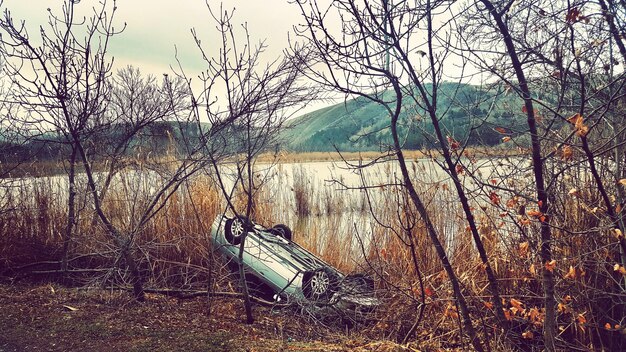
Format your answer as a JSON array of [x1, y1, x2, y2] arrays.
[[1, 0, 304, 77]]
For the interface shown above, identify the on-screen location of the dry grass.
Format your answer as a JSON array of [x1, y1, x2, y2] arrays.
[[1, 155, 624, 350]]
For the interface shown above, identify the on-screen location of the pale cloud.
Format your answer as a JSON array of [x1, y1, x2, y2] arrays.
[[1, 0, 303, 76]]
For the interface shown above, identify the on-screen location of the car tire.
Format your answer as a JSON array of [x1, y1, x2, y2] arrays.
[[224, 216, 249, 246], [302, 268, 338, 301], [271, 224, 292, 241]]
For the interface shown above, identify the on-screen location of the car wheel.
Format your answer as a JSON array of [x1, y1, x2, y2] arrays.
[[271, 224, 292, 241], [224, 216, 248, 245], [303, 268, 337, 301]]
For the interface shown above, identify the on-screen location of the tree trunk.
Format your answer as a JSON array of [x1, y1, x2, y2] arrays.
[[61, 147, 77, 277], [387, 78, 484, 352], [238, 231, 254, 324], [477, 0, 556, 349]]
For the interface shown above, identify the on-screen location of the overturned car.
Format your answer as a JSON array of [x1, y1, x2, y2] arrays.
[[210, 214, 377, 309]]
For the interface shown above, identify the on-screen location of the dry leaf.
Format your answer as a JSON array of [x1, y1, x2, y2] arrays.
[[567, 113, 589, 137], [561, 145, 573, 160], [567, 113, 583, 125], [504, 309, 513, 321], [502, 136, 511, 143], [490, 191, 501, 205], [564, 265, 576, 280], [618, 179, 626, 186], [510, 298, 524, 310], [519, 242, 529, 257], [62, 305, 79, 311], [545, 260, 557, 272], [522, 331, 534, 339], [528, 307, 541, 322], [447, 136, 460, 150]]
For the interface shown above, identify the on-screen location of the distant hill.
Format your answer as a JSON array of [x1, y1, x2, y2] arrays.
[[279, 82, 526, 152], [1, 82, 536, 164], [0, 121, 212, 164]]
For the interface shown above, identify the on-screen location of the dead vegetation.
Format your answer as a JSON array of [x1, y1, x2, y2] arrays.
[[3, 155, 625, 350]]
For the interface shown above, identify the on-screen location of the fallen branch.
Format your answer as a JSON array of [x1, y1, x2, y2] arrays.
[[132, 287, 290, 307]]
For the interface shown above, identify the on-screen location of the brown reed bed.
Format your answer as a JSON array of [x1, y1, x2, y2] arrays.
[[1, 157, 624, 350]]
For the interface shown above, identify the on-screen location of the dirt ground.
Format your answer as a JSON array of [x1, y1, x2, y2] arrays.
[[0, 283, 413, 352]]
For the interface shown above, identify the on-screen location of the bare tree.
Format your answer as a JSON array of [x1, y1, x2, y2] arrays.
[[453, 0, 626, 349], [290, 1, 518, 349], [174, 4, 316, 323], [0, 0, 122, 277]]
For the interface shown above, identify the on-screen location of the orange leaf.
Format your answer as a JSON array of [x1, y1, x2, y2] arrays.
[[567, 113, 582, 125], [444, 304, 459, 319], [506, 197, 518, 208], [510, 298, 524, 310], [522, 105, 528, 113], [504, 309, 513, 321], [527, 210, 543, 218], [455, 164, 464, 175], [605, 323, 612, 330], [577, 314, 587, 325], [561, 145, 573, 160], [502, 136, 511, 143], [530, 263, 536, 275], [522, 331, 534, 339], [564, 265, 576, 280], [576, 124, 589, 137], [483, 301, 494, 309], [495, 127, 507, 134], [490, 191, 501, 205], [528, 307, 541, 322], [519, 241, 529, 257], [567, 113, 589, 137], [447, 136, 460, 150], [424, 287, 434, 297], [618, 179, 626, 186], [545, 260, 557, 272]]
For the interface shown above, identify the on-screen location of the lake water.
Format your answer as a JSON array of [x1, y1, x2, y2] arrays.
[[0, 156, 530, 267]]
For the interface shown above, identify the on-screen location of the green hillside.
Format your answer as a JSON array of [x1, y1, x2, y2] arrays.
[[280, 82, 526, 152]]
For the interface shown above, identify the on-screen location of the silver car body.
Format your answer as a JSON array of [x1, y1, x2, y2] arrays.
[[211, 214, 378, 307]]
